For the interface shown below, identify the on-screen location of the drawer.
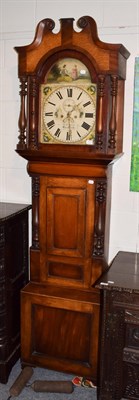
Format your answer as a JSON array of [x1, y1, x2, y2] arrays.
[[124, 309, 139, 350], [125, 323, 139, 349], [123, 347, 139, 364], [123, 361, 139, 399]]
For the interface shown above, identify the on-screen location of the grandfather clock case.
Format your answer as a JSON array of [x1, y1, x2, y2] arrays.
[[15, 16, 129, 382]]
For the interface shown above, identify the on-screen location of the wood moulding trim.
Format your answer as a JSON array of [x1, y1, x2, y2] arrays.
[[27, 161, 107, 178], [14, 16, 130, 77]]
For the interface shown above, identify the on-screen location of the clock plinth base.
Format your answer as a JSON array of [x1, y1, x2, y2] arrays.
[[21, 282, 100, 382]]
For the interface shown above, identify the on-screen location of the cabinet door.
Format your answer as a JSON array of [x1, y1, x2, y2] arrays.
[[21, 283, 100, 382], [39, 176, 95, 288]]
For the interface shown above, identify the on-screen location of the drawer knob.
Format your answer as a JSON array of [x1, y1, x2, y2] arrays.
[[133, 328, 139, 341]]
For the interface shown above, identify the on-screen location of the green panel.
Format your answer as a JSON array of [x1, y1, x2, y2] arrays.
[[130, 57, 139, 192]]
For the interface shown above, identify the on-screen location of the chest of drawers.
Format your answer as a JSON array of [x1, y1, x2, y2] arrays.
[[97, 251, 139, 400], [0, 203, 31, 383]]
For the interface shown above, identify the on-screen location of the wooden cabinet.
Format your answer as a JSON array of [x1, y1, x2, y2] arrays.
[[97, 251, 139, 400], [0, 203, 31, 383]]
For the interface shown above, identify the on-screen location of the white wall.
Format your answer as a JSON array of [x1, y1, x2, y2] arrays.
[[0, 0, 139, 262]]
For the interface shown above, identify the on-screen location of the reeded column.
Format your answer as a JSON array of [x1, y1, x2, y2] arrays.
[[93, 180, 107, 256], [29, 76, 39, 149], [17, 76, 27, 149], [96, 75, 105, 150], [109, 75, 118, 150], [32, 176, 40, 249]]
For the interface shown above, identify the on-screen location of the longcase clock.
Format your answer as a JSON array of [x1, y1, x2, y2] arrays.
[[14, 16, 129, 383]]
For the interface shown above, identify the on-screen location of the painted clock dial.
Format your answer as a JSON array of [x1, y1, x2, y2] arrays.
[[40, 58, 97, 145]]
